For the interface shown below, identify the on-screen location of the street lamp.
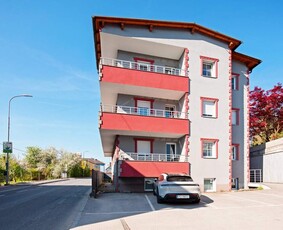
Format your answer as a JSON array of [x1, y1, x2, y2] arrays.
[[5, 94, 33, 185]]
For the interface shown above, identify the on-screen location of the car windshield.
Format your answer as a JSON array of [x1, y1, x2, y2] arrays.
[[167, 176, 193, 182]]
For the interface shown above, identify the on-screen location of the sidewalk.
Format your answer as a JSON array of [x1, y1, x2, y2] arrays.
[[0, 178, 70, 192]]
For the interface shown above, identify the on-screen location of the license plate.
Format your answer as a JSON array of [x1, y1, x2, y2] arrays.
[[176, 195, 190, 199]]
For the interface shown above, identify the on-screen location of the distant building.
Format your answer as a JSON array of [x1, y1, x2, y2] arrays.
[[83, 158, 105, 173], [92, 16, 261, 192]]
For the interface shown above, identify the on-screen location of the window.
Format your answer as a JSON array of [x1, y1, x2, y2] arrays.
[[232, 108, 240, 125], [231, 178, 239, 190], [134, 57, 154, 72], [204, 178, 216, 192], [203, 62, 213, 77], [232, 144, 239, 160], [231, 73, 239, 90], [201, 97, 219, 118], [200, 56, 219, 78], [201, 138, 219, 159]]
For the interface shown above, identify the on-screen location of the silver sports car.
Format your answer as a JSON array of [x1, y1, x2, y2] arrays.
[[153, 173, 201, 204]]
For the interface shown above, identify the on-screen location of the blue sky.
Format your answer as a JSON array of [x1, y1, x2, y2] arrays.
[[0, 0, 282, 163]]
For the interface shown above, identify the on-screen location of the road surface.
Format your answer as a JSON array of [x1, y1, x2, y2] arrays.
[[0, 178, 90, 230]]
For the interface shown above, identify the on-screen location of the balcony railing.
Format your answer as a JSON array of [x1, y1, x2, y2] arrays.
[[119, 152, 189, 162], [100, 57, 187, 77], [101, 104, 188, 119]]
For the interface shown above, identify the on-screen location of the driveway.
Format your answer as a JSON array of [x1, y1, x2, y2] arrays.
[[72, 183, 283, 230]]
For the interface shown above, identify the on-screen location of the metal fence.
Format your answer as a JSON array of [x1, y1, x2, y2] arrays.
[[250, 169, 262, 183], [101, 104, 188, 119], [119, 152, 189, 162], [100, 57, 188, 76]]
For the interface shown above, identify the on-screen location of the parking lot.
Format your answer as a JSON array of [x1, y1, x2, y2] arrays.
[[73, 183, 283, 230]]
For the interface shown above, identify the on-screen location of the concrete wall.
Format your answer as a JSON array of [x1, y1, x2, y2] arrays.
[[250, 138, 283, 183]]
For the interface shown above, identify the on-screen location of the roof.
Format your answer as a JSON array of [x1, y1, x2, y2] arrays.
[[92, 16, 261, 72], [84, 158, 105, 165]]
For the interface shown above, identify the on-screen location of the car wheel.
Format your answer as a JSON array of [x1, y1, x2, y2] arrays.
[[156, 189, 163, 204]]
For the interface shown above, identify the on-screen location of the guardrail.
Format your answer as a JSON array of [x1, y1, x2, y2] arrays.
[[101, 104, 188, 119], [250, 169, 262, 183], [100, 57, 187, 77], [119, 152, 189, 162]]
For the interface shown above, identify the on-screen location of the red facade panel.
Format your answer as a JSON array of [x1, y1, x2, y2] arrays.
[[120, 161, 190, 177], [101, 66, 188, 92], [101, 113, 189, 135]]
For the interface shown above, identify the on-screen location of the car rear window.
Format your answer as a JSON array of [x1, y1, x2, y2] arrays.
[[167, 176, 193, 182]]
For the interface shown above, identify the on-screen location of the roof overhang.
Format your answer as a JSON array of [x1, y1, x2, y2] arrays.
[[232, 51, 262, 72], [92, 16, 243, 69]]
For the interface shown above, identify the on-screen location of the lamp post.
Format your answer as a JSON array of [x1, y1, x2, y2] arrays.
[[5, 94, 33, 185]]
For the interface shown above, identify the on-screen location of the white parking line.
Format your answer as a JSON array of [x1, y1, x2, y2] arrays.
[[85, 211, 145, 215], [145, 194, 155, 211], [223, 194, 270, 205]]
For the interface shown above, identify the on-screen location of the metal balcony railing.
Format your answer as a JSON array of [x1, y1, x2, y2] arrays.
[[119, 152, 189, 162], [101, 104, 188, 119], [100, 57, 188, 77], [250, 169, 262, 183]]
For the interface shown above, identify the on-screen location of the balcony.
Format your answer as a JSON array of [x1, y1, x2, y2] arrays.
[[99, 58, 189, 105], [100, 58, 187, 76], [99, 105, 190, 156], [119, 152, 189, 162], [101, 104, 188, 119]]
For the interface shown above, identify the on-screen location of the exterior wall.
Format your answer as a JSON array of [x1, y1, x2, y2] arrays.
[[100, 23, 253, 192], [250, 138, 283, 183], [117, 50, 179, 68], [231, 60, 249, 189], [118, 135, 183, 154]]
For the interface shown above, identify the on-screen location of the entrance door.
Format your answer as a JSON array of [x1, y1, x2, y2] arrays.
[[137, 100, 151, 116], [166, 143, 176, 161]]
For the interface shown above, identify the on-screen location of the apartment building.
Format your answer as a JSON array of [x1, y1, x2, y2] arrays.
[[92, 16, 261, 192]]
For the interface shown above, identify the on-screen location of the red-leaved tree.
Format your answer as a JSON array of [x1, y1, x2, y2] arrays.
[[250, 83, 283, 145]]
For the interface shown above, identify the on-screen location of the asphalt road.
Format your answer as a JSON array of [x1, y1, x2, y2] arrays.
[[0, 178, 91, 230]]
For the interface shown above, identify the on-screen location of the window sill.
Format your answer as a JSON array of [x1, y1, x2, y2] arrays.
[[202, 115, 217, 119], [202, 75, 217, 79], [203, 157, 217, 159]]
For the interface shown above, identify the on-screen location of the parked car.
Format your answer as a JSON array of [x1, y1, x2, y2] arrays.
[[153, 173, 201, 204]]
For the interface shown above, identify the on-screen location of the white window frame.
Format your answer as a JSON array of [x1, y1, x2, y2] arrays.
[[202, 100, 216, 118], [202, 140, 218, 159], [232, 109, 239, 125], [232, 77, 237, 90], [204, 178, 216, 192], [202, 61, 214, 77], [232, 145, 237, 160]]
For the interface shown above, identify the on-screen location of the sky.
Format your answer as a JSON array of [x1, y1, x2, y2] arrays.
[[0, 0, 282, 164]]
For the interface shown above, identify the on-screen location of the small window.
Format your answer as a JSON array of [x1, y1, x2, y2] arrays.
[[232, 144, 239, 160], [232, 73, 239, 90], [232, 108, 239, 125], [231, 178, 239, 190], [200, 56, 219, 78], [201, 138, 219, 159], [202, 62, 213, 77], [134, 57, 154, 72], [201, 97, 218, 118], [204, 178, 216, 192]]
